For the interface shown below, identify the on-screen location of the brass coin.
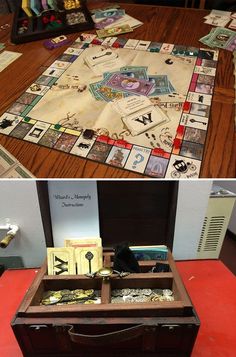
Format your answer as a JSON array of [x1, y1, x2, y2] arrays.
[[84, 300, 95, 304]]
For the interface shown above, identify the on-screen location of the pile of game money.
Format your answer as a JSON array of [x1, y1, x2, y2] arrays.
[[90, 5, 143, 31], [89, 66, 176, 102], [199, 27, 236, 51]]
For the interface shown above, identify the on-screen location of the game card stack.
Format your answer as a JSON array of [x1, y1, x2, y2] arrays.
[[112, 96, 168, 136], [204, 9, 231, 27], [88, 62, 176, 102], [47, 237, 103, 275], [199, 27, 236, 51], [91, 6, 143, 31]]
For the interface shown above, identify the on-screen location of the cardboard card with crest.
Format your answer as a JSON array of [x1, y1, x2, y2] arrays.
[[75, 247, 103, 274], [47, 247, 75, 275]]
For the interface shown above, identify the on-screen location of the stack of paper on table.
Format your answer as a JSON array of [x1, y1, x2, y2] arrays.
[[92, 7, 143, 30], [0, 145, 35, 178]]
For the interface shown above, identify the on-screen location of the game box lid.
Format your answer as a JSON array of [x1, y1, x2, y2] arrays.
[[11, 0, 94, 44], [37, 181, 178, 252]]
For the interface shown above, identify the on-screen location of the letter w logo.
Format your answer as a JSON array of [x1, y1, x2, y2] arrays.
[[134, 112, 152, 126], [54, 256, 68, 275]]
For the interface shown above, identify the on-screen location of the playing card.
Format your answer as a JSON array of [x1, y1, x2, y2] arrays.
[[204, 15, 230, 27], [112, 95, 153, 116], [75, 247, 103, 274], [105, 73, 154, 96], [96, 25, 133, 38], [47, 247, 76, 275], [92, 57, 125, 75], [65, 237, 102, 248], [84, 49, 118, 67], [122, 106, 168, 136]]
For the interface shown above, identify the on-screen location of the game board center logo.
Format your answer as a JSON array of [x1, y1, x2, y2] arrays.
[[171, 159, 197, 178]]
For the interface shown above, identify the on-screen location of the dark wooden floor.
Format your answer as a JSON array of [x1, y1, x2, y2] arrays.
[[220, 231, 236, 275]]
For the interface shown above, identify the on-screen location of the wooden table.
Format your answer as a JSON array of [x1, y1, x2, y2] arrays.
[[0, 4, 235, 178]]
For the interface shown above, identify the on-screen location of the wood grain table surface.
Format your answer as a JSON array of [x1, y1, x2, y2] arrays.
[[0, 3, 235, 178]]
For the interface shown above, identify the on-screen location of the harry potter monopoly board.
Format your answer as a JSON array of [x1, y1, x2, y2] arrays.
[[0, 34, 219, 178]]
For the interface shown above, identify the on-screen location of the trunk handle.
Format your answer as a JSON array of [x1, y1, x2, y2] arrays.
[[68, 324, 145, 345]]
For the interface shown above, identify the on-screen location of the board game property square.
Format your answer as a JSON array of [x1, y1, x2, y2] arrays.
[[0, 34, 219, 178]]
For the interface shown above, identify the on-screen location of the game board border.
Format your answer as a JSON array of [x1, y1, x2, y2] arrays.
[[0, 34, 219, 178]]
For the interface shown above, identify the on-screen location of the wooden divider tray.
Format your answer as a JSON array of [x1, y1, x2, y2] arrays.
[[13, 251, 194, 318]]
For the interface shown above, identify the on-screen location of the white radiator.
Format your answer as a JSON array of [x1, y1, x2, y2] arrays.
[[197, 187, 236, 259]]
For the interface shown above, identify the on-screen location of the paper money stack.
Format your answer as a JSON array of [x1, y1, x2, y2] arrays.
[[199, 27, 236, 51], [91, 6, 143, 31], [88, 63, 176, 102]]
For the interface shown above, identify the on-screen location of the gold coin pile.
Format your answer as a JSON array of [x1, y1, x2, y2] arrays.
[[41, 289, 101, 305]]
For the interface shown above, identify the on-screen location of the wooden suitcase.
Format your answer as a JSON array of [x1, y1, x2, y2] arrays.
[[12, 250, 200, 356]]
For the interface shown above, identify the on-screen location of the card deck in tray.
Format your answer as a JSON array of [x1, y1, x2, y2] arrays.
[[11, 1, 94, 44]]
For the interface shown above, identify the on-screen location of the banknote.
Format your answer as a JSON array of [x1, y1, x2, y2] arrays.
[[105, 73, 154, 95], [96, 24, 133, 38], [94, 9, 125, 19], [95, 15, 123, 29]]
